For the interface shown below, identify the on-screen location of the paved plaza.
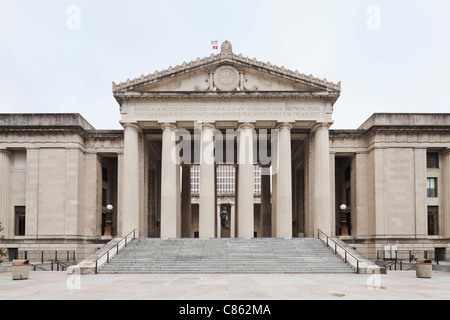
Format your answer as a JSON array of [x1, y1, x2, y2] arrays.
[[1, 270, 449, 300]]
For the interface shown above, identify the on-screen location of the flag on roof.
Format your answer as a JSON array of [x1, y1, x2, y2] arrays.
[[211, 40, 218, 50]]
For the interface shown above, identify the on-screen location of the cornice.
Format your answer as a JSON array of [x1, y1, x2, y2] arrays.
[[114, 91, 340, 103], [365, 125, 450, 134], [0, 126, 88, 136]]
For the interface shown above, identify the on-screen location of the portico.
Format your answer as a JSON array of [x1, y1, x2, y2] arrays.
[[113, 41, 340, 239]]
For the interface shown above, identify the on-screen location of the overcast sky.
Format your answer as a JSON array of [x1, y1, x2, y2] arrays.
[[1, 0, 449, 129]]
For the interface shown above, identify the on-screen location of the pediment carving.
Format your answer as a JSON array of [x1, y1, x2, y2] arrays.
[[214, 65, 240, 91], [194, 65, 259, 92]]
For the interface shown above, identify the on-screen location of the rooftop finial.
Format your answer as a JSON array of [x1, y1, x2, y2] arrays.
[[221, 40, 232, 54]]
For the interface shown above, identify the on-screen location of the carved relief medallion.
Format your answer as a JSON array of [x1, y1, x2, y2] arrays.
[[213, 65, 239, 91]]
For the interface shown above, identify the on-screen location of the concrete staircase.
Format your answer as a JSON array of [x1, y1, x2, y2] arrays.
[[98, 238, 356, 274]]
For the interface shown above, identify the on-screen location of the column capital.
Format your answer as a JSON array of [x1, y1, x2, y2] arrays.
[[276, 122, 293, 130], [198, 122, 215, 131], [238, 122, 255, 131], [0, 148, 12, 157], [121, 122, 142, 132], [160, 122, 178, 132], [311, 122, 332, 133]]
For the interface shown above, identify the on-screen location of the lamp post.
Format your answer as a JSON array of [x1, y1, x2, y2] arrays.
[[339, 204, 349, 236], [104, 204, 113, 237]]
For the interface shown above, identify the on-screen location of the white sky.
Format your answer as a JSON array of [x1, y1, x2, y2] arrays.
[[0, 0, 449, 129]]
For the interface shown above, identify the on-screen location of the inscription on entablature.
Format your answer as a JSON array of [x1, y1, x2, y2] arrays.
[[131, 105, 322, 121]]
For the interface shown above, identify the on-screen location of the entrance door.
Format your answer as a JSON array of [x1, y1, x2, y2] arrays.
[[220, 204, 231, 238]]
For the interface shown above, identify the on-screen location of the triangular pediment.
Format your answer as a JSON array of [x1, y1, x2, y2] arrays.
[[113, 41, 341, 98]]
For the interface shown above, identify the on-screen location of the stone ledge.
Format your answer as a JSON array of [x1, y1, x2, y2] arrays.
[[0, 113, 95, 131], [328, 238, 380, 274], [67, 238, 123, 275]]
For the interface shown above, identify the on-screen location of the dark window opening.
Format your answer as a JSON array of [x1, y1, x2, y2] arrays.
[[427, 206, 439, 236], [14, 206, 26, 236], [427, 153, 439, 169]]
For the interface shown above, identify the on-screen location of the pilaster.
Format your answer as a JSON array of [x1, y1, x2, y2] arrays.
[[25, 148, 39, 238], [443, 149, 450, 238], [0, 149, 12, 237], [414, 148, 427, 237]]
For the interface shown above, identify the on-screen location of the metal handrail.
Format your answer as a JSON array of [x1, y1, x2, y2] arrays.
[[19, 250, 76, 263], [376, 250, 438, 263], [94, 229, 136, 274], [29, 263, 47, 271], [50, 260, 69, 271], [379, 260, 403, 271], [317, 229, 361, 273]]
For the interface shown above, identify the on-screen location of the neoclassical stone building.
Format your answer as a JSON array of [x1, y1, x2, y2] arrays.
[[1, 41, 449, 261]]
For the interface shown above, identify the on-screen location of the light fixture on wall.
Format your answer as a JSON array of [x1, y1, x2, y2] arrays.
[[339, 204, 349, 236], [104, 204, 114, 237]]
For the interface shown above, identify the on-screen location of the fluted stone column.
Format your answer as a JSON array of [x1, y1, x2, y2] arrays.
[[259, 167, 271, 237], [313, 123, 332, 236], [181, 165, 192, 238], [199, 123, 216, 238], [275, 122, 293, 238], [237, 122, 254, 238], [161, 123, 181, 238], [121, 123, 141, 237], [0, 149, 12, 237]]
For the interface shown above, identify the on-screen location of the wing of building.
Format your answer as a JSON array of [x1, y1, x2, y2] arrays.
[[1, 41, 449, 263]]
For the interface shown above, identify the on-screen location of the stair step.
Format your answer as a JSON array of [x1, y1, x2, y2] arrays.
[[98, 238, 355, 274]]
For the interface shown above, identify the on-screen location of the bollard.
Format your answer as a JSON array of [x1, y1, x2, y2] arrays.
[[12, 259, 30, 280], [416, 259, 432, 279]]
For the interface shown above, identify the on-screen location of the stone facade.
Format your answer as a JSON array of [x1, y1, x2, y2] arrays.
[[0, 43, 449, 262]]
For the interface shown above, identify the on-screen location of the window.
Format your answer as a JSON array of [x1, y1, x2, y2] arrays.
[[427, 178, 437, 198], [14, 206, 25, 236], [217, 165, 235, 196], [191, 165, 200, 195], [427, 153, 439, 169], [253, 165, 261, 196], [427, 206, 439, 236]]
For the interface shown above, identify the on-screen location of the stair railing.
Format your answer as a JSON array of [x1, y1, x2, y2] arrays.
[[317, 229, 361, 273], [95, 229, 137, 274]]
